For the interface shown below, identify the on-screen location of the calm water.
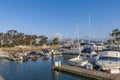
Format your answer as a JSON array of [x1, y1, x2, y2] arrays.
[[0, 55, 92, 80]]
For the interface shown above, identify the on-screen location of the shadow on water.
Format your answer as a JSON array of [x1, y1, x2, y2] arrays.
[[51, 70, 93, 80]]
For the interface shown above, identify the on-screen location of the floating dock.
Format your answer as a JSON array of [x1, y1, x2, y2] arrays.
[[54, 65, 120, 80]]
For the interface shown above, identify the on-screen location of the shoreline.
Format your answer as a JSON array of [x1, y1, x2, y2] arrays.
[[1, 45, 61, 54]]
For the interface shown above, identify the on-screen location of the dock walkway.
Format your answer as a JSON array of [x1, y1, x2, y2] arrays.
[[54, 65, 120, 80]]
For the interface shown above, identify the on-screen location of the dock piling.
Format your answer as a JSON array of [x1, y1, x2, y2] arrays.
[[51, 50, 55, 70]]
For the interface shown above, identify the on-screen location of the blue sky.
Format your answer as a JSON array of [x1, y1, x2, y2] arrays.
[[0, 0, 120, 41]]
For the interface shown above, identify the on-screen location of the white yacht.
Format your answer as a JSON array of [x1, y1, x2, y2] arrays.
[[62, 43, 82, 55], [85, 42, 104, 51], [96, 50, 120, 70], [62, 39, 83, 55]]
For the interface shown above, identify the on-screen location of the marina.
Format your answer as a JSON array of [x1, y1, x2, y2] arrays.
[[0, 44, 120, 80], [0, 0, 120, 80], [1, 47, 120, 80]]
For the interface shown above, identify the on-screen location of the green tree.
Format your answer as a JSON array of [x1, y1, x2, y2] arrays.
[[110, 29, 120, 43], [53, 37, 58, 45], [0, 32, 3, 47], [15, 33, 25, 45], [0, 29, 50, 47], [39, 35, 48, 45], [31, 35, 37, 45], [24, 35, 31, 46], [6, 30, 18, 46]]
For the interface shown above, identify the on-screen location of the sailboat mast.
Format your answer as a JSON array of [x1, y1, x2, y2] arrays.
[[109, 25, 112, 44], [100, 26, 103, 43], [30, 28, 32, 47], [88, 13, 91, 43], [76, 20, 80, 50]]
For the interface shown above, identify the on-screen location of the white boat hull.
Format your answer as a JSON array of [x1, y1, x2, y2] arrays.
[[96, 60, 120, 70], [68, 56, 88, 67]]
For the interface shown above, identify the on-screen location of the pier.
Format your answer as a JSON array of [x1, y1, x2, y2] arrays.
[[54, 65, 120, 80]]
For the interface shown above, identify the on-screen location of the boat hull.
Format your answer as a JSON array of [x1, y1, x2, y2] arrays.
[[96, 60, 120, 70]]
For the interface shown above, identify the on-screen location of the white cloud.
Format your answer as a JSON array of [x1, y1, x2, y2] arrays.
[[51, 33, 64, 40]]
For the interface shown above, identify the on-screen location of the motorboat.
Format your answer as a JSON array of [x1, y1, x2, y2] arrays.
[[68, 47, 98, 67], [81, 47, 97, 56], [28, 51, 39, 59], [39, 49, 51, 56], [96, 50, 120, 70], [68, 55, 88, 67], [80, 47, 98, 64]]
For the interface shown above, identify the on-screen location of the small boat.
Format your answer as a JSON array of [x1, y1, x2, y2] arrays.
[[68, 55, 88, 67], [61, 38, 83, 55], [28, 51, 39, 60], [31, 55, 39, 61], [96, 50, 120, 70], [62, 42, 82, 55], [39, 49, 51, 56], [68, 47, 98, 67], [7, 53, 23, 61]]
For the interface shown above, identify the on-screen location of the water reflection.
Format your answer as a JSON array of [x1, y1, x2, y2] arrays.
[[42, 56, 49, 62], [0, 55, 92, 80]]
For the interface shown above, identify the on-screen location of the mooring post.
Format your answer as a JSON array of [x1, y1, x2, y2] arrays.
[[51, 50, 54, 70]]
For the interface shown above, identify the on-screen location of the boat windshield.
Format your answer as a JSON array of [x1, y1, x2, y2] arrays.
[[99, 57, 120, 61], [81, 47, 93, 53]]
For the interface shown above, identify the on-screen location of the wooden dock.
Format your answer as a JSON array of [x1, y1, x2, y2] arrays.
[[54, 65, 120, 80]]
